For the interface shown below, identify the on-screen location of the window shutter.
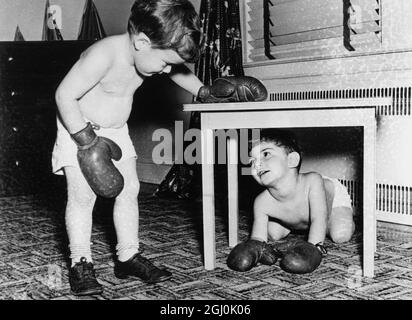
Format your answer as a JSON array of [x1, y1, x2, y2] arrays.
[[346, 0, 382, 51], [246, 0, 382, 62]]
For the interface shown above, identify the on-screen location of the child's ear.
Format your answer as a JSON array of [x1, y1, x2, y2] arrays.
[[287, 152, 300, 168], [132, 32, 151, 51]]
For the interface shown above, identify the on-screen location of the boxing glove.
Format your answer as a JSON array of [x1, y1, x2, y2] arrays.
[[227, 239, 280, 272], [279, 241, 325, 274], [197, 76, 268, 103], [71, 122, 124, 198]]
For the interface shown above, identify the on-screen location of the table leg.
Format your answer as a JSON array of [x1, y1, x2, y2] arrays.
[[363, 120, 376, 278], [202, 128, 216, 270], [227, 135, 239, 247]]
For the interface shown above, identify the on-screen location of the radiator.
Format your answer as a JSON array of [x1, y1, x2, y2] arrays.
[[270, 87, 411, 116]]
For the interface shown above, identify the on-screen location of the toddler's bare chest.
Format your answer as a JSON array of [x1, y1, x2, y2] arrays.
[[271, 194, 310, 228], [99, 68, 142, 95]]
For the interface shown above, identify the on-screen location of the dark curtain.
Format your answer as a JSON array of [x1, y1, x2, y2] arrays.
[[42, 0, 63, 41], [155, 0, 244, 200], [78, 0, 107, 40]]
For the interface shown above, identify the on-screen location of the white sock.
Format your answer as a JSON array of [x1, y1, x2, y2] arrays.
[[69, 243, 93, 267], [116, 244, 139, 262]]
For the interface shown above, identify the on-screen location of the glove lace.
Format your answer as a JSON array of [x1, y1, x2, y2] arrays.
[[315, 243, 328, 256]]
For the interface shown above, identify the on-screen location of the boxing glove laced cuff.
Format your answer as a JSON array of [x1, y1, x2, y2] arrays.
[[197, 86, 210, 101], [76, 137, 99, 151], [71, 122, 99, 150], [315, 243, 328, 256]]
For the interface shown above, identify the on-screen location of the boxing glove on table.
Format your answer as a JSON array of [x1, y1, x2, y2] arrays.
[[197, 76, 268, 103], [227, 239, 280, 272], [71, 122, 124, 198], [279, 241, 325, 274]]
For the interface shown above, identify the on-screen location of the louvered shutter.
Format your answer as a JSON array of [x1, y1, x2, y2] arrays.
[[245, 0, 382, 62]]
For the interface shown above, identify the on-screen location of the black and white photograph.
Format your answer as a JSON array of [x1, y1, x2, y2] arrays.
[[0, 0, 411, 305]]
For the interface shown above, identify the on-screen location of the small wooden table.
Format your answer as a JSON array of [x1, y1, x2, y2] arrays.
[[184, 98, 391, 277]]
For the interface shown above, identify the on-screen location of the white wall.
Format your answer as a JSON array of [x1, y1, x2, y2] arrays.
[[0, 0, 136, 41]]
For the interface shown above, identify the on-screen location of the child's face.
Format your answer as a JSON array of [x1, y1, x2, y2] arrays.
[[132, 42, 186, 77], [249, 141, 290, 186]]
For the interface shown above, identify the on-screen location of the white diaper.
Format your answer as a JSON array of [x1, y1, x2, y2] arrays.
[[322, 176, 353, 209]]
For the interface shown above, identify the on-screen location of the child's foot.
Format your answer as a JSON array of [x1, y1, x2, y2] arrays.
[[114, 253, 172, 283], [69, 257, 103, 296]]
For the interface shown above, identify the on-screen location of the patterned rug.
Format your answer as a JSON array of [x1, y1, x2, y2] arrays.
[[0, 184, 412, 300]]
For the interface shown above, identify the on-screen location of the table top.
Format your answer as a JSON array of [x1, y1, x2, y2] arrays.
[[183, 98, 392, 112]]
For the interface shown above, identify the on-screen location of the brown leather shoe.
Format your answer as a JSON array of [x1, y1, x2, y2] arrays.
[[114, 253, 172, 284]]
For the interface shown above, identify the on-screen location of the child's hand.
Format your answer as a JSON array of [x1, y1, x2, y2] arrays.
[[279, 240, 323, 274], [71, 122, 124, 198]]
